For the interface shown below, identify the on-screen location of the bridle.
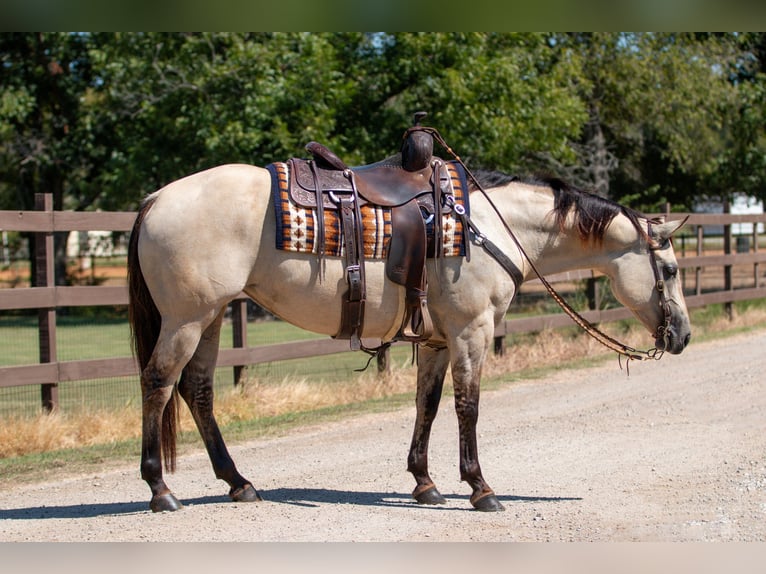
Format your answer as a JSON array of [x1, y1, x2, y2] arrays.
[[423, 127, 675, 364], [646, 220, 679, 356]]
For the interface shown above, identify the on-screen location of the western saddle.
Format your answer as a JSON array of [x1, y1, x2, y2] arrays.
[[286, 112, 463, 350]]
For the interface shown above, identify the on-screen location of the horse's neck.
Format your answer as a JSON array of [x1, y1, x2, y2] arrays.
[[494, 183, 639, 278]]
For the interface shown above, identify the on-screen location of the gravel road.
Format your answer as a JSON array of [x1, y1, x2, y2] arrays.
[[1, 329, 765, 542]]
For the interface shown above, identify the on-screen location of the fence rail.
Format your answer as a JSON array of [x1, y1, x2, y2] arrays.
[[2, 194, 766, 411]]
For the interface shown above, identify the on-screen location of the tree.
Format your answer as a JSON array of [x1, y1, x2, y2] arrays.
[[2, 32, 383, 284], [703, 32, 766, 204], [80, 33, 377, 206], [81, 32, 590, 204], [1, 33, 96, 213], [541, 33, 751, 211], [3, 32, 763, 232], [0, 33, 113, 283], [343, 33, 587, 172]]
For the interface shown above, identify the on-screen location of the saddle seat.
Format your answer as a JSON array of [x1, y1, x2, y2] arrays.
[[291, 143, 447, 210]]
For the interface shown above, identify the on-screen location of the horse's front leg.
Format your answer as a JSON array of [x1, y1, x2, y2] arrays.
[[407, 345, 450, 505], [451, 328, 505, 512]]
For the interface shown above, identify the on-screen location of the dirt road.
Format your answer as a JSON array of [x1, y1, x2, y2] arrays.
[[1, 329, 765, 542]]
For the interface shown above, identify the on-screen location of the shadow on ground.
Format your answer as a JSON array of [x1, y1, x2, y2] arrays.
[[0, 488, 581, 519]]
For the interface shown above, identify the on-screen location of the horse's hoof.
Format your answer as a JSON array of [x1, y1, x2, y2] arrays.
[[229, 483, 262, 502], [413, 485, 447, 505], [150, 492, 183, 512], [471, 492, 505, 512]]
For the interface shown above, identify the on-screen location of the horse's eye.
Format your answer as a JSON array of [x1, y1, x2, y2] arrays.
[[664, 264, 678, 277]]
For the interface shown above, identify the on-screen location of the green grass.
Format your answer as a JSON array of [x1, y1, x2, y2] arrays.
[[0, 314, 325, 365], [0, 313, 416, 416]]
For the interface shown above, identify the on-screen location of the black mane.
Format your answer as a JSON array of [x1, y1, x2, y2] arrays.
[[469, 171, 648, 243]]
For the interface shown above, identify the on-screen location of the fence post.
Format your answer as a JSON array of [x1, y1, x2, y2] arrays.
[[695, 225, 703, 296], [723, 198, 733, 320], [753, 221, 760, 288], [231, 299, 248, 385], [36, 193, 58, 413], [585, 276, 601, 311]]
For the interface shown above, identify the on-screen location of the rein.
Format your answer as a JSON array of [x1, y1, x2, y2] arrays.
[[419, 127, 669, 364]]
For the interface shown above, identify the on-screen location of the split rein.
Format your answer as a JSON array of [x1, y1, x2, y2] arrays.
[[421, 127, 670, 368]]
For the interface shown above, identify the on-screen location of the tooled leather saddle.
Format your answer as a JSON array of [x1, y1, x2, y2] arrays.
[[285, 112, 467, 350]]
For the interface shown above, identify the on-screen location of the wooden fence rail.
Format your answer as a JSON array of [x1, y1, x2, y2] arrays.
[[2, 195, 766, 411]]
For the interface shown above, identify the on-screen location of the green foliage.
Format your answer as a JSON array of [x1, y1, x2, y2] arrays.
[[540, 32, 764, 211], [339, 33, 586, 171], [1, 32, 764, 216]]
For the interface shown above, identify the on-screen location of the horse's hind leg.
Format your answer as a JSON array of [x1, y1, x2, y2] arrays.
[[140, 321, 206, 512], [407, 345, 450, 505], [177, 310, 260, 503]]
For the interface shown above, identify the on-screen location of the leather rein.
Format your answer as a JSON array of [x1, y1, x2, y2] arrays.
[[421, 127, 671, 364]]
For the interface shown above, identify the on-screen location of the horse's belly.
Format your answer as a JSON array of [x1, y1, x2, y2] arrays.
[[244, 257, 405, 341]]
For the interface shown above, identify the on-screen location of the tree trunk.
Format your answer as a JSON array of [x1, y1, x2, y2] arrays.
[[583, 105, 615, 197]]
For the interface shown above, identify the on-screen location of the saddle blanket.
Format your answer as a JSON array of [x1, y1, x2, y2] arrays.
[[268, 160, 470, 259]]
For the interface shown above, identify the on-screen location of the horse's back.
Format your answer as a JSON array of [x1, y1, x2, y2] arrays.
[[147, 163, 271, 217]]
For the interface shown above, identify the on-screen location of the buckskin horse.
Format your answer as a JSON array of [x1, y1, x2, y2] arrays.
[[127, 130, 691, 513]]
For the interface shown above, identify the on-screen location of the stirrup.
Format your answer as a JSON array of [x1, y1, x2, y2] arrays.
[[398, 296, 433, 342]]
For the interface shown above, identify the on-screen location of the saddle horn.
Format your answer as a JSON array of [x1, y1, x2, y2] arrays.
[[401, 111, 434, 172]]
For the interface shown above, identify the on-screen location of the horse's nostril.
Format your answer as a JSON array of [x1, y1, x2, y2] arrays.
[[683, 333, 691, 347]]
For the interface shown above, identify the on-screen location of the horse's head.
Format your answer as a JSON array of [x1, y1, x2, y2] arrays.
[[606, 217, 691, 355]]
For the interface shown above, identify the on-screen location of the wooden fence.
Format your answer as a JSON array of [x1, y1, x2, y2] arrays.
[[2, 193, 766, 412]]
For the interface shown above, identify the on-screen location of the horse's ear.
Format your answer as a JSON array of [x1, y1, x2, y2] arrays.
[[652, 216, 689, 241]]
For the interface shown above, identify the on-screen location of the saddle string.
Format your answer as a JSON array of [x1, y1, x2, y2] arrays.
[[308, 160, 326, 279], [416, 126, 665, 363]]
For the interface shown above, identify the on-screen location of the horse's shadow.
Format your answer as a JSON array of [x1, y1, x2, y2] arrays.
[[0, 488, 582, 520]]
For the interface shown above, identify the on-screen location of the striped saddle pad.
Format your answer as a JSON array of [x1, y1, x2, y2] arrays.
[[268, 160, 470, 259]]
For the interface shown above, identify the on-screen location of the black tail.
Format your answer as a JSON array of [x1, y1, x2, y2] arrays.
[[127, 196, 179, 472]]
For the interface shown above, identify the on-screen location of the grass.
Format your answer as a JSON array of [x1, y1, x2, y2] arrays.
[[0, 313, 403, 416], [0, 313, 324, 365], [2, 299, 766, 488]]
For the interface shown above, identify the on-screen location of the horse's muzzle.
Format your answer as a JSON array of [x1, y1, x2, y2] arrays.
[[656, 328, 691, 355]]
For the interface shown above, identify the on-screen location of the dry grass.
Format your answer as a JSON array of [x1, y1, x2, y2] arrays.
[[0, 409, 140, 458], [3, 302, 766, 460], [0, 366, 419, 459]]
